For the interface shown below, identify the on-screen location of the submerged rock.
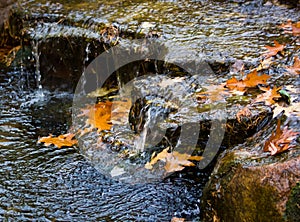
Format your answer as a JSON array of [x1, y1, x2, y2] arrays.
[[201, 116, 300, 222]]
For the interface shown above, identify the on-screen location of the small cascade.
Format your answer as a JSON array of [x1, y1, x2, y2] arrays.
[[31, 40, 44, 97], [133, 102, 168, 153]]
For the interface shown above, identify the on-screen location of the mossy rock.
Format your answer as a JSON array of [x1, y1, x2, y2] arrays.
[[201, 117, 300, 222]]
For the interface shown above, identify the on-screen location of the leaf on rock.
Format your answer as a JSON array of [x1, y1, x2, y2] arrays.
[[196, 84, 230, 102], [263, 40, 285, 58], [254, 86, 282, 105], [145, 148, 203, 173], [38, 133, 77, 148], [225, 70, 270, 91], [264, 120, 299, 155], [79, 101, 113, 132], [273, 102, 300, 118], [286, 56, 300, 75]]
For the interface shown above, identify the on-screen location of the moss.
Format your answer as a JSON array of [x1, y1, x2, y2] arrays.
[[285, 182, 300, 222]]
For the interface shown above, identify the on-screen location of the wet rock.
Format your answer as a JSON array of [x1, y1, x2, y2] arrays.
[[201, 117, 300, 222], [0, 0, 16, 29]]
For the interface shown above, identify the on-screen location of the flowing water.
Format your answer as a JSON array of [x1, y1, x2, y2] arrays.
[[0, 67, 208, 221], [1, 0, 299, 220]]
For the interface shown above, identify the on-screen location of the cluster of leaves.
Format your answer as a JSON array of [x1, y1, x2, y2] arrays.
[[38, 20, 299, 172], [264, 120, 299, 156], [197, 19, 300, 155]]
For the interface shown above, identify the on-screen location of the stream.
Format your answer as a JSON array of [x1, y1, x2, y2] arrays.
[[0, 0, 299, 221], [0, 67, 208, 221]]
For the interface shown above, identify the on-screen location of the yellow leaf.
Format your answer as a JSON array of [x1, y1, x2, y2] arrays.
[[38, 133, 77, 148], [145, 148, 203, 173]]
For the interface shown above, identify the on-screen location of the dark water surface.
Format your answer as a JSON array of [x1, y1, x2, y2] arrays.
[[0, 68, 207, 221]]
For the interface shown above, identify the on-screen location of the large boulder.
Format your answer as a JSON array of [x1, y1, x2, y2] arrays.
[[201, 116, 300, 222]]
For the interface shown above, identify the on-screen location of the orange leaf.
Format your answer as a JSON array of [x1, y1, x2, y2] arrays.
[[264, 120, 299, 155], [292, 23, 300, 36], [254, 86, 282, 105], [225, 70, 270, 91], [79, 101, 113, 132], [263, 40, 285, 58], [145, 148, 203, 173], [286, 56, 300, 75], [38, 133, 78, 148]]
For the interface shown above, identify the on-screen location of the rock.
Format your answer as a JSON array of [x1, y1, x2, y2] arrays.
[[201, 117, 300, 222], [0, 0, 16, 29]]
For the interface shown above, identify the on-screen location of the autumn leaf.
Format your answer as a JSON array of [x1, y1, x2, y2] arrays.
[[79, 101, 112, 132], [264, 120, 299, 155], [225, 70, 270, 91], [145, 148, 203, 173], [196, 84, 230, 102], [273, 102, 300, 118], [171, 217, 185, 222], [286, 56, 300, 75], [38, 133, 78, 148], [253, 86, 282, 105], [263, 40, 285, 58]]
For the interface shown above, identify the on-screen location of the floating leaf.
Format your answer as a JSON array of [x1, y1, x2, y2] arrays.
[[264, 120, 299, 155], [263, 40, 285, 58], [286, 56, 300, 75], [225, 70, 270, 91], [145, 148, 203, 173], [38, 133, 77, 148]]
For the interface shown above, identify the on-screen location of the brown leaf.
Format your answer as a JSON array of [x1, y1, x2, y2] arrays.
[[225, 70, 270, 91], [263, 40, 285, 58], [171, 217, 185, 222], [145, 148, 203, 173], [38, 133, 78, 148], [254, 86, 282, 105], [264, 120, 299, 155], [286, 56, 300, 75]]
